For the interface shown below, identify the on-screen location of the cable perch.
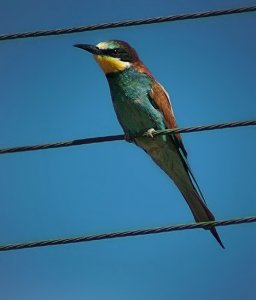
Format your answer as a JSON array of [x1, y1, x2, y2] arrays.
[[0, 120, 255, 155]]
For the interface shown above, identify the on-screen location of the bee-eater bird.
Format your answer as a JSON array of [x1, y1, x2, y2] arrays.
[[74, 40, 224, 248]]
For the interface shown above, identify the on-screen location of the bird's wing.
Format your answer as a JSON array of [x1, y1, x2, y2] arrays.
[[148, 81, 224, 247], [149, 80, 187, 157], [149, 80, 206, 203]]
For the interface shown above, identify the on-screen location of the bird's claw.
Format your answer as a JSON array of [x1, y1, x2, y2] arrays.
[[145, 128, 157, 138], [124, 133, 134, 143]]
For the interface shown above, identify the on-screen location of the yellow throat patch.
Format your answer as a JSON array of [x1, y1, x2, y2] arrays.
[[94, 42, 130, 74]]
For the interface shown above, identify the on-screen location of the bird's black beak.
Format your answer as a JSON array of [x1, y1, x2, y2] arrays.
[[73, 44, 102, 55]]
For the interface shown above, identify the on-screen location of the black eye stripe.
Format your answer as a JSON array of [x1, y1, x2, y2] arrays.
[[102, 48, 121, 56], [100, 47, 133, 62]]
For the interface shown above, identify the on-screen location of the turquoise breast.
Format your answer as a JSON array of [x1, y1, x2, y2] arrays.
[[106, 68, 166, 136]]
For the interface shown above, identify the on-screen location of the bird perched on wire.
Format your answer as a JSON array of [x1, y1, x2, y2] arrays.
[[74, 40, 224, 248]]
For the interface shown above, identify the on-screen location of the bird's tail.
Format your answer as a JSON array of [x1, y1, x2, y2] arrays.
[[141, 138, 224, 248], [176, 181, 225, 249]]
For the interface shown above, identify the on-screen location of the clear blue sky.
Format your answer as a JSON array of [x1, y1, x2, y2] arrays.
[[0, 1, 255, 299]]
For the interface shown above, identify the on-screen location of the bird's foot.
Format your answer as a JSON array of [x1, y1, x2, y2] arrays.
[[124, 133, 134, 143], [145, 128, 157, 138]]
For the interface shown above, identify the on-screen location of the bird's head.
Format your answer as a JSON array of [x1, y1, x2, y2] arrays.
[[74, 40, 140, 74]]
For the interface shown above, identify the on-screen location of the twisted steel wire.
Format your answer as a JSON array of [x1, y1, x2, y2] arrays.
[[0, 120, 255, 155], [0, 6, 255, 41], [0, 216, 255, 252]]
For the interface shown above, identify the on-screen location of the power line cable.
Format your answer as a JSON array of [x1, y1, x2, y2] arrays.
[[0, 120, 255, 155], [0, 6, 255, 41], [0, 216, 255, 252]]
